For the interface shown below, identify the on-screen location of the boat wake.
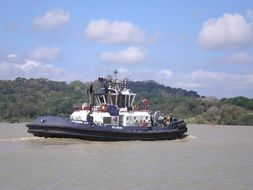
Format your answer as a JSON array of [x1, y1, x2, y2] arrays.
[[187, 135, 198, 140], [0, 137, 42, 142]]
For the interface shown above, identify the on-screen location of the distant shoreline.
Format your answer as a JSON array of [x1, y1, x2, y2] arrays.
[[1, 78, 253, 126]]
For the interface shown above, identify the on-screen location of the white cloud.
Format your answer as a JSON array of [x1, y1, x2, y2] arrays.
[[153, 69, 253, 97], [174, 70, 253, 92], [85, 19, 148, 44], [198, 12, 253, 49], [28, 46, 61, 61], [33, 8, 70, 30], [189, 70, 227, 82], [7, 54, 17, 59], [101, 46, 147, 63], [175, 81, 207, 89], [16, 59, 41, 72], [226, 52, 252, 64], [159, 69, 173, 79], [0, 58, 69, 81]]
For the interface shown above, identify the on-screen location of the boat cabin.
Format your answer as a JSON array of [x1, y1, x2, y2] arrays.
[[71, 70, 151, 127]]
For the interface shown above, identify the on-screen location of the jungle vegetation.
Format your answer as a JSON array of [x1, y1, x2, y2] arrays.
[[0, 77, 253, 125]]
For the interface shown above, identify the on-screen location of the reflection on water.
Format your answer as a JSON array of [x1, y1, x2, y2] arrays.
[[0, 123, 253, 190]]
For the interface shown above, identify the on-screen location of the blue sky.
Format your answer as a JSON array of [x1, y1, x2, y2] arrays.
[[1, 0, 253, 98]]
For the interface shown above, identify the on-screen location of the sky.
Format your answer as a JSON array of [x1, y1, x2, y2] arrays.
[[0, 0, 253, 98]]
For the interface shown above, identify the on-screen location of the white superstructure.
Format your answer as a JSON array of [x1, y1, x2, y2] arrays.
[[70, 70, 151, 127]]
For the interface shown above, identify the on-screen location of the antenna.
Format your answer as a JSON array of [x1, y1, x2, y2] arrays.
[[113, 69, 118, 79]]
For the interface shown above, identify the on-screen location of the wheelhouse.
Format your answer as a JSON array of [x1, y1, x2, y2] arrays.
[[95, 88, 136, 108]]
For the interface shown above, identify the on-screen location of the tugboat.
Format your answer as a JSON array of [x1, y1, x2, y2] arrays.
[[26, 70, 187, 141]]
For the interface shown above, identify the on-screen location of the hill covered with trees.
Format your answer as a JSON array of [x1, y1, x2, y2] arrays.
[[0, 77, 253, 125]]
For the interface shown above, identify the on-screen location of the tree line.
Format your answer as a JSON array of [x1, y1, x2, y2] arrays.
[[0, 77, 253, 125]]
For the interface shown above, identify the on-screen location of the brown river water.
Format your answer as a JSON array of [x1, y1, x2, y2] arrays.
[[0, 123, 253, 190]]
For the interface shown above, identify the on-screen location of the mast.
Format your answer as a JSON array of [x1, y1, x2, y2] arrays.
[[113, 69, 118, 79], [114, 69, 119, 106]]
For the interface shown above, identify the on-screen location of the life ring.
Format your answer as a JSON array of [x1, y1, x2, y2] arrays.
[[143, 98, 148, 105], [134, 104, 140, 110], [100, 104, 108, 112]]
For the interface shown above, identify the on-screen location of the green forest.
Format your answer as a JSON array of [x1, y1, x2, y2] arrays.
[[1, 77, 253, 125]]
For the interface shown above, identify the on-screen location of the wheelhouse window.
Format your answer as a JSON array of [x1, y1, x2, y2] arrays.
[[111, 94, 117, 105], [129, 95, 135, 107], [120, 95, 126, 107], [119, 94, 136, 108], [97, 94, 106, 105]]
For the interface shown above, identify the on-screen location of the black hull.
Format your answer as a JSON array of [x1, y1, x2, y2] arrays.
[[26, 116, 187, 141]]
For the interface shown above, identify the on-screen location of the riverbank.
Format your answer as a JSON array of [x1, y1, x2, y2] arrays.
[[1, 78, 253, 126]]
